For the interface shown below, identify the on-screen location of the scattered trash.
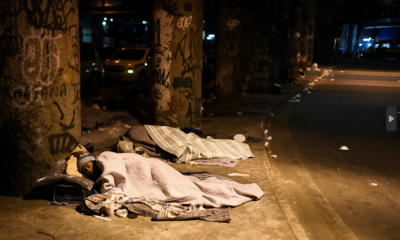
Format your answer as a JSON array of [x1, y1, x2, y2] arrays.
[[306, 67, 311, 71], [264, 129, 268, 134], [209, 113, 215, 116], [271, 155, 277, 158], [106, 199, 115, 217], [237, 112, 243, 115], [398, 80, 400, 82], [294, 100, 300, 102], [314, 79, 319, 82], [340, 146, 349, 150], [288, 100, 295, 102], [271, 83, 282, 94], [372, 183, 378, 186], [264, 142, 269, 147], [307, 91, 311, 94], [299, 68, 305, 78], [271, 113, 274, 117], [228, 173, 250, 177], [93, 215, 111, 221], [329, 69, 332, 72], [267, 136, 272, 141], [331, 79, 335, 81], [116, 209, 128, 218], [318, 77, 322, 79], [323, 70, 329, 77], [233, 134, 246, 143], [295, 94, 301, 98], [341, 71, 344, 73], [311, 63, 320, 71], [304, 88, 308, 91]]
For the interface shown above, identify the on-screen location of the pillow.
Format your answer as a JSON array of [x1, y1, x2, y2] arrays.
[[66, 144, 91, 177]]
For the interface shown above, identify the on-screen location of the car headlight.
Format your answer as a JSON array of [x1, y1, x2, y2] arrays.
[[127, 69, 134, 74]]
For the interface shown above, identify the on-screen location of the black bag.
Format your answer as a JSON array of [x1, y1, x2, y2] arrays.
[[53, 184, 87, 203]]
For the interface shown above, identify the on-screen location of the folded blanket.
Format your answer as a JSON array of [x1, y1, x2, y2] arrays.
[[144, 125, 254, 163], [95, 152, 264, 208], [123, 125, 174, 159]]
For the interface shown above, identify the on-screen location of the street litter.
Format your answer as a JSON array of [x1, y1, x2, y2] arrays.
[[398, 80, 400, 82], [307, 91, 311, 94], [340, 146, 349, 150], [264, 142, 269, 147], [271, 113, 274, 117], [318, 77, 322, 79], [299, 68, 305, 78], [314, 79, 319, 82], [264, 129, 268, 134], [237, 112, 243, 115], [294, 100, 300, 102], [331, 79, 335, 81], [295, 94, 301, 98], [267, 136, 272, 140], [306, 67, 311, 71], [372, 183, 378, 186], [233, 134, 246, 143], [228, 173, 250, 177], [271, 155, 277, 158], [304, 88, 308, 91], [329, 69, 332, 71], [341, 71, 344, 73], [209, 113, 215, 116], [288, 100, 295, 102], [93, 215, 111, 221]]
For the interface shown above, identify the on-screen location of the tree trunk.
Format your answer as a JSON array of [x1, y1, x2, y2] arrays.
[[151, 0, 203, 128], [0, 0, 81, 196]]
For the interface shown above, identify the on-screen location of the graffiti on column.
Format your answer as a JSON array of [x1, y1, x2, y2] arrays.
[[48, 101, 78, 155], [227, 19, 240, 31], [2, 0, 80, 155], [152, 6, 174, 112], [177, 16, 192, 31], [173, 8, 202, 126]]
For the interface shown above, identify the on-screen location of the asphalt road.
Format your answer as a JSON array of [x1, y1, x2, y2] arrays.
[[269, 59, 400, 240]]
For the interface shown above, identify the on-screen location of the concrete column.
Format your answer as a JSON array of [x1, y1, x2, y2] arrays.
[[299, 1, 311, 70], [291, 0, 304, 79], [215, 0, 251, 104], [0, 0, 81, 196], [276, 0, 293, 84], [306, 0, 316, 66], [248, 0, 278, 92], [151, 0, 203, 128]]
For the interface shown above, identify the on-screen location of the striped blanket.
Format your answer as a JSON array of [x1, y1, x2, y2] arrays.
[[144, 125, 254, 163]]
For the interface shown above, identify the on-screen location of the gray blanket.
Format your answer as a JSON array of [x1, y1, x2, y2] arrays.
[[95, 152, 264, 208]]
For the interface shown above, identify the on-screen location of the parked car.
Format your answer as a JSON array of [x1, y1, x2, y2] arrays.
[[362, 39, 400, 60], [80, 43, 103, 92], [103, 47, 152, 85]]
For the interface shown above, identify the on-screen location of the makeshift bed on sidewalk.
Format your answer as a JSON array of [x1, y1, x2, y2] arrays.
[[35, 125, 264, 222]]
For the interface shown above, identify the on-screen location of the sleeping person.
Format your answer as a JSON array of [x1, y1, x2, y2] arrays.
[[78, 155, 102, 181]]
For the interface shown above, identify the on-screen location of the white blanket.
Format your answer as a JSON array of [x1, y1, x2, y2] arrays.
[[95, 152, 264, 208]]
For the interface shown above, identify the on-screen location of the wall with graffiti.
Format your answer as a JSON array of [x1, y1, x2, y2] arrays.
[[0, 0, 80, 196], [151, 0, 203, 128]]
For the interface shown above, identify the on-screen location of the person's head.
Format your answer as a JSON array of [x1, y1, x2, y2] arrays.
[[78, 155, 99, 178]]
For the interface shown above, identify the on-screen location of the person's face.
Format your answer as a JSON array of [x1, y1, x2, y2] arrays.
[[82, 161, 96, 177]]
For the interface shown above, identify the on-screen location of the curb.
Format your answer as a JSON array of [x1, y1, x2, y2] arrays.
[[260, 66, 339, 240]]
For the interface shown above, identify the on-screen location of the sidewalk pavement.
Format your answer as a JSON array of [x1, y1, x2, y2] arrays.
[[0, 66, 335, 240]]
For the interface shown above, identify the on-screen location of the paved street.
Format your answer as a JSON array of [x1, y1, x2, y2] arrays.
[[269, 59, 400, 240]]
